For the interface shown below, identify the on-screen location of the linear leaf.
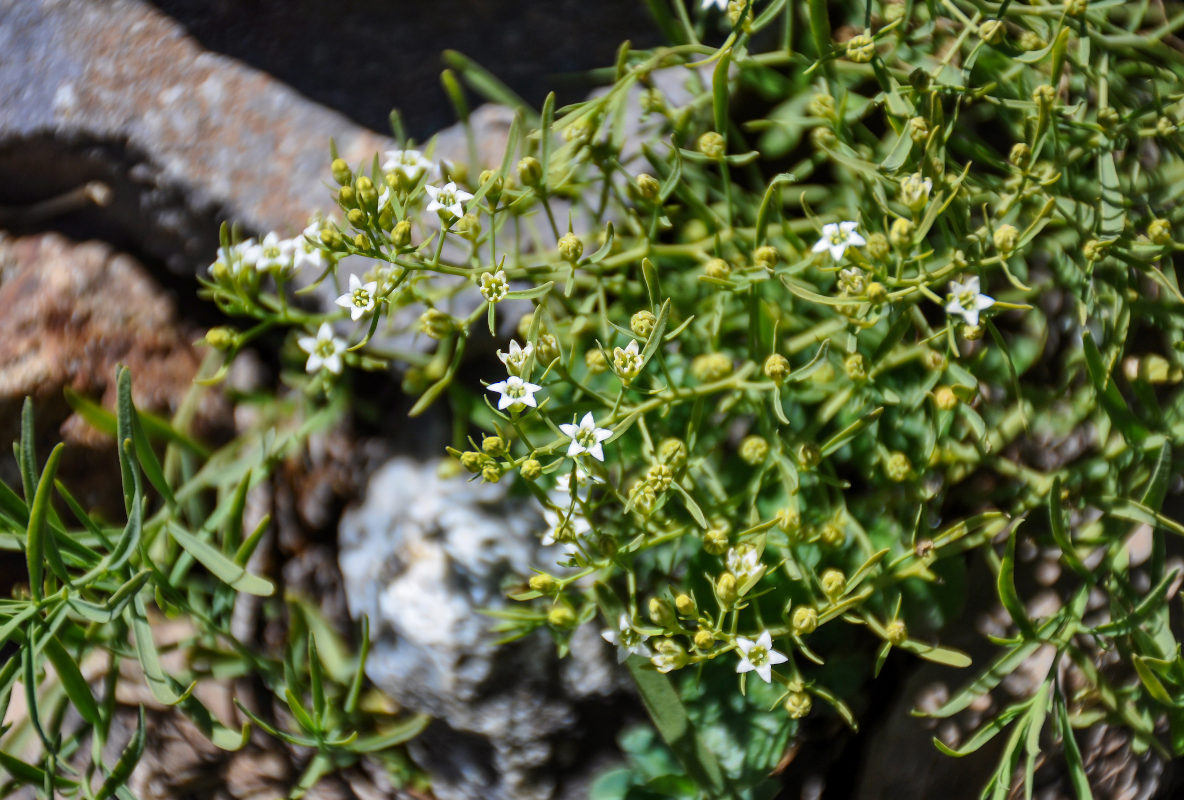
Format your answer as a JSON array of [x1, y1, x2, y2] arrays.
[[168, 522, 274, 597]]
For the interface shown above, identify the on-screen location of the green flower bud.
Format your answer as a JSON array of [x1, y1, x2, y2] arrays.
[[797, 442, 821, 470], [866, 281, 888, 305], [418, 308, 455, 340], [693, 629, 715, 651], [704, 257, 731, 279], [962, 323, 986, 341], [1097, 107, 1120, 133], [808, 93, 835, 119], [820, 568, 846, 599], [819, 521, 846, 549], [455, 213, 482, 241], [785, 691, 812, 719], [811, 126, 838, 149], [993, 223, 1020, 255], [652, 639, 688, 672], [675, 593, 697, 617], [900, 172, 932, 212], [754, 245, 779, 271], [698, 131, 726, 159], [885, 451, 912, 482], [885, 619, 908, 646], [630, 309, 656, 339], [347, 208, 367, 228], [716, 572, 738, 607], [792, 605, 819, 635], [459, 450, 487, 473], [535, 333, 560, 364], [640, 88, 665, 114], [691, 353, 733, 383], [764, 353, 790, 382], [1018, 30, 1045, 50], [1009, 142, 1031, 167], [658, 437, 688, 469], [517, 156, 543, 187], [548, 605, 577, 628], [979, 18, 1004, 44], [530, 574, 559, 594], [1148, 218, 1173, 245], [481, 436, 507, 457], [558, 233, 584, 263], [1031, 84, 1056, 105], [636, 173, 661, 201], [520, 458, 542, 481], [585, 348, 608, 374], [320, 227, 344, 249], [704, 527, 729, 555], [844, 353, 867, 382], [739, 435, 769, 466], [1082, 238, 1110, 261], [1064, 0, 1087, 15], [776, 507, 800, 535], [479, 169, 503, 202], [646, 462, 674, 492], [392, 219, 413, 249], [331, 158, 352, 185], [204, 326, 237, 350], [933, 386, 958, 410], [481, 463, 502, 483], [907, 116, 930, 143], [649, 597, 678, 628], [865, 232, 890, 263], [889, 218, 914, 248], [846, 33, 876, 63]]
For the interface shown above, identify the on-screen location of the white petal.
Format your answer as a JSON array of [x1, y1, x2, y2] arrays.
[[349, 273, 362, 291], [828, 244, 847, 261], [963, 275, 981, 294], [839, 221, 859, 235], [767, 649, 789, 666], [594, 428, 613, 443], [566, 440, 585, 457], [298, 336, 317, 353], [324, 353, 343, 375], [587, 443, 605, 462], [519, 393, 538, 408], [945, 298, 963, 317], [351, 306, 364, 322], [811, 238, 830, 254], [487, 380, 509, 394], [756, 631, 773, 650], [497, 394, 515, 410], [559, 423, 578, 437], [735, 637, 755, 655], [846, 231, 867, 247], [316, 322, 334, 340], [755, 664, 773, 683], [579, 412, 597, 429], [962, 308, 981, 327], [305, 354, 323, 373], [736, 658, 756, 674], [974, 294, 996, 311]]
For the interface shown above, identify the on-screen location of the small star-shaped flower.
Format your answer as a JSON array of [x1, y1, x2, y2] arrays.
[[425, 181, 474, 219], [701, 0, 727, 9], [298, 323, 347, 375], [252, 232, 294, 274], [735, 630, 788, 683], [382, 149, 435, 184], [812, 221, 866, 261], [601, 613, 653, 663], [486, 375, 542, 410], [335, 274, 379, 322], [560, 412, 613, 462], [613, 339, 643, 383], [497, 339, 533, 375], [944, 276, 996, 327]]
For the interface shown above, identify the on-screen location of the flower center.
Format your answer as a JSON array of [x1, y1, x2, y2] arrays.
[[830, 231, 845, 245], [620, 628, 641, 648], [748, 645, 769, 667], [958, 290, 976, 309], [316, 340, 336, 358], [576, 428, 599, 448], [506, 380, 526, 399], [352, 288, 371, 308]]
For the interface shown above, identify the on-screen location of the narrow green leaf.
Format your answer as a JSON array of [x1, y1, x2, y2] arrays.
[[1133, 655, 1177, 706], [1048, 478, 1091, 578], [27, 443, 64, 604], [933, 703, 1027, 757], [43, 636, 100, 726], [712, 48, 731, 135], [504, 280, 555, 301], [755, 173, 795, 245], [18, 397, 37, 506], [442, 51, 538, 122], [96, 707, 145, 800], [998, 523, 1037, 639], [116, 366, 136, 515], [587, 222, 616, 264], [820, 407, 883, 456], [130, 596, 186, 706], [168, 522, 274, 597], [350, 714, 432, 752], [1056, 700, 1094, 800], [1082, 329, 1149, 443], [131, 410, 176, 509]]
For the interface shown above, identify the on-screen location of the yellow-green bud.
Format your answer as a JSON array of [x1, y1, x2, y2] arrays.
[[785, 691, 812, 719], [585, 348, 608, 374], [356, 176, 377, 210], [649, 597, 678, 628], [520, 458, 542, 481], [776, 507, 800, 535], [811, 126, 838, 149], [481, 463, 501, 483], [923, 349, 947, 372], [630, 309, 657, 339], [819, 521, 846, 549], [392, 219, 413, 249], [934, 386, 958, 410], [536, 333, 560, 364], [885, 619, 908, 646], [754, 245, 779, 271], [517, 156, 543, 187], [1064, 0, 1087, 15], [548, 605, 577, 628], [563, 120, 595, 146], [640, 87, 665, 114], [331, 158, 352, 185], [908, 116, 930, 144], [716, 572, 738, 607], [418, 308, 455, 340], [320, 227, 344, 249], [846, 33, 876, 63], [889, 218, 914, 248], [764, 353, 790, 383], [866, 281, 888, 305], [558, 233, 584, 263], [675, 593, 697, 617], [704, 527, 729, 555], [481, 436, 507, 457], [792, 605, 819, 635], [658, 437, 688, 469], [885, 451, 912, 482], [354, 233, 369, 250], [204, 327, 236, 350], [455, 214, 481, 241], [1097, 107, 1120, 133], [704, 257, 731, 279], [347, 208, 367, 228], [459, 450, 486, 473], [962, 323, 986, 341], [993, 223, 1020, 255], [697, 131, 726, 159], [479, 169, 503, 202], [646, 462, 674, 492], [797, 442, 821, 470], [636, 173, 661, 201], [808, 93, 835, 119], [1082, 238, 1110, 261], [693, 629, 715, 650], [653, 639, 688, 671], [1031, 84, 1056, 105], [900, 172, 932, 212], [1148, 218, 1173, 246], [691, 353, 733, 383], [844, 353, 867, 381], [1009, 142, 1031, 167], [1017, 30, 1045, 51], [820, 568, 846, 599], [338, 186, 356, 209], [865, 232, 890, 263], [530, 574, 558, 594], [739, 435, 769, 466], [979, 18, 1004, 44]]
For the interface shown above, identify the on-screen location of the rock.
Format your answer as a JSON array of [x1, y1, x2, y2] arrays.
[[338, 457, 627, 800]]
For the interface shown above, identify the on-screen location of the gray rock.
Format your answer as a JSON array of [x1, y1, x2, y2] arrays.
[[338, 457, 627, 800]]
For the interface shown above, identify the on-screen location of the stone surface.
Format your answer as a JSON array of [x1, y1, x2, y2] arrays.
[[338, 457, 628, 800]]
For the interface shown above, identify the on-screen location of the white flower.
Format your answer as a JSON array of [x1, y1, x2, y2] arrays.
[[735, 630, 788, 683], [335, 274, 379, 321], [297, 323, 346, 375], [701, 0, 727, 9], [560, 412, 613, 462], [425, 181, 474, 218], [479, 270, 509, 303], [726, 544, 763, 585], [252, 232, 294, 274], [602, 614, 653, 663], [497, 340, 533, 376], [541, 470, 597, 546], [944, 276, 996, 327], [486, 375, 542, 410], [382, 149, 435, 183], [812, 221, 867, 261], [613, 339, 643, 384], [900, 173, 933, 211], [208, 238, 257, 279]]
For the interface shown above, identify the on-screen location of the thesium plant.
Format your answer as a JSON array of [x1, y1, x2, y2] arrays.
[[8, 0, 1184, 796]]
